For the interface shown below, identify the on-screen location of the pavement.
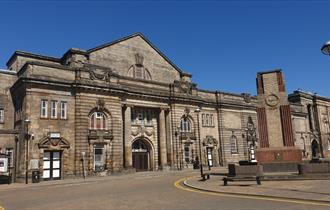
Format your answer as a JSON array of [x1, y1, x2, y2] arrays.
[[2, 169, 330, 210], [0, 169, 197, 191], [183, 167, 330, 204], [1, 167, 330, 205]]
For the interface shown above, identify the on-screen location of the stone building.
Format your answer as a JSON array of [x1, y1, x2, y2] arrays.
[[0, 33, 329, 182]]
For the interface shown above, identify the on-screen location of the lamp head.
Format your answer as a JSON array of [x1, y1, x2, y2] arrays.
[[321, 40, 330, 55]]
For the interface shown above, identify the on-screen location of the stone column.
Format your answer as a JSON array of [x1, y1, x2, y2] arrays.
[[124, 106, 133, 168], [165, 109, 173, 166], [105, 143, 111, 170], [159, 108, 168, 169]]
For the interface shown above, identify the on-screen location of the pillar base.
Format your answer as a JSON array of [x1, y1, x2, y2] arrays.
[[160, 165, 171, 171], [123, 166, 136, 173], [256, 147, 302, 163]]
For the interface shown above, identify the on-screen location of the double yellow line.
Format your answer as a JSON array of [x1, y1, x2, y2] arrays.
[[174, 177, 330, 207]]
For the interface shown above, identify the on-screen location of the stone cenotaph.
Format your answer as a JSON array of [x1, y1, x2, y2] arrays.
[[256, 70, 302, 169]]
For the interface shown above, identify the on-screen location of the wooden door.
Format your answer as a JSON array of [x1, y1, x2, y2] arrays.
[[132, 152, 148, 172]]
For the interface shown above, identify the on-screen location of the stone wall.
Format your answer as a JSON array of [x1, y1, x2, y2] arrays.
[[89, 35, 181, 84], [74, 93, 123, 174]]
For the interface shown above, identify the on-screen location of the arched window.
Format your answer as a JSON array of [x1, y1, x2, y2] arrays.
[[230, 134, 238, 154], [90, 112, 107, 130], [180, 117, 192, 132], [127, 66, 152, 80], [134, 66, 151, 80]]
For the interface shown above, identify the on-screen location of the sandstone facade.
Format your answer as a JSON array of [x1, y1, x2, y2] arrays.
[[0, 33, 329, 182]]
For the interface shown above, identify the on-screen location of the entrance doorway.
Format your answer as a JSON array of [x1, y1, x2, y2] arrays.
[[43, 151, 61, 180], [132, 139, 151, 172], [93, 144, 105, 172], [311, 140, 319, 159]]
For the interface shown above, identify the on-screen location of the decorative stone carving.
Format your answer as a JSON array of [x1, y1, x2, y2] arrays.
[[131, 126, 154, 137], [96, 98, 105, 111], [202, 135, 218, 147], [135, 53, 144, 66], [127, 53, 152, 80], [38, 135, 70, 149], [241, 93, 251, 103], [174, 80, 196, 95], [265, 93, 279, 107], [88, 130, 113, 141], [89, 68, 111, 82], [183, 107, 190, 117]]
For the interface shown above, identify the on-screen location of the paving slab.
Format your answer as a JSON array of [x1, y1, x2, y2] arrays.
[[184, 175, 330, 203]]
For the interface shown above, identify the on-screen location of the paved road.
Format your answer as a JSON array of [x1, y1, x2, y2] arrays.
[[0, 172, 329, 210]]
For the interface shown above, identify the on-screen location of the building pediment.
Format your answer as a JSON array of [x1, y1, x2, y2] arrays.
[[38, 135, 70, 150], [87, 33, 189, 84]]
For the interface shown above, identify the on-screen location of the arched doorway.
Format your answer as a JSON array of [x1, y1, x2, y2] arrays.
[[132, 139, 152, 172], [311, 140, 319, 159]]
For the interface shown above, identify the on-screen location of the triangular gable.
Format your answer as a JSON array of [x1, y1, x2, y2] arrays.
[[38, 136, 70, 149], [87, 32, 184, 75]]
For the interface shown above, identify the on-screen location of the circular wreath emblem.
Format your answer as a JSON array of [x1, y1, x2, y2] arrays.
[[265, 93, 279, 107]]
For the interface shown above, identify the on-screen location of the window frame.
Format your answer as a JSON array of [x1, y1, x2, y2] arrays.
[[210, 114, 214, 126], [90, 112, 107, 130], [60, 101, 67, 119], [0, 108, 4, 123], [131, 108, 153, 126], [230, 134, 239, 154], [50, 100, 58, 119], [40, 100, 48, 118], [180, 117, 192, 132]]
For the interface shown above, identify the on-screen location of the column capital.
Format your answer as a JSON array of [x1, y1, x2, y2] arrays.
[[122, 103, 134, 108], [160, 106, 169, 111]]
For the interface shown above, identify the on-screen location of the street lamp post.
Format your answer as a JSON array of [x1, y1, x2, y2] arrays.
[[174, 131, 179, 170], [177, 125, 183, 170], [25, 119, 31, 184], [194, 107, 203, 178], [321, 41, 330, 56]]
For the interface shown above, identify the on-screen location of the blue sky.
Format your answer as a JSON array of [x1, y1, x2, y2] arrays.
[[1, 0, 330, 96]]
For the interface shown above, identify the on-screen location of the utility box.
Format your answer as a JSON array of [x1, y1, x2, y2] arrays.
[[32, 170, 40, 183]]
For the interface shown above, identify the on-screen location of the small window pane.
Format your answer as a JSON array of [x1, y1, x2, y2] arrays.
[[51, 101, 57, 119], [0, 109, 4, 123], [41, 100, 48, 118], [60, 102, 67, 119], [180, 118, 191, 132], [230, 135, 238, 154]]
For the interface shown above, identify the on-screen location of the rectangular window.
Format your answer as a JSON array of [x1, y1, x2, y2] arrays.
[[51, 101, 57, 119], [41, 100, 48, 118], [202, 114, 205, 126], [0, 108, 4, 123], [210, 114, 214, 126], [60, 102, 67, 119], [205, 114, 209, 126], [184, 146, 190, 163], [146, 110, 152, 125], [230, 136, 238, 154], [137, 112, 144, 125]]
